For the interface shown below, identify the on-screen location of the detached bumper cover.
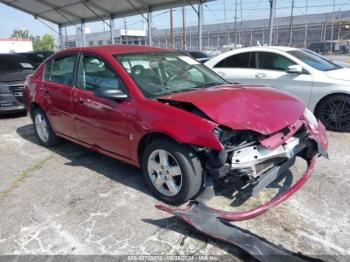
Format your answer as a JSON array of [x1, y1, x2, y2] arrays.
[[156, 119, 327, 261]]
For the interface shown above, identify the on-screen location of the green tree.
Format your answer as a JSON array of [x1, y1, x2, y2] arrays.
[[31, 36, 41, 51], [11, 29, 30, 39], [38, 34, 55, 51], [10, 29, 56, 51], [31, 34, 55, 51]]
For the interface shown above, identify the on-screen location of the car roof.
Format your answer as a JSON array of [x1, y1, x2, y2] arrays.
[[59, 45, 173, 56], [234, 46, 299, 52]]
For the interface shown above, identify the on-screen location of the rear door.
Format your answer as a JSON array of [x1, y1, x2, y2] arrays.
[[211, 52, 255, 84], [73, 53, 130, 158], [253, 51, 313, 105], [42, 53, 78, 138]]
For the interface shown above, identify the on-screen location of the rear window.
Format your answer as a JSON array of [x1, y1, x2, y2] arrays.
[[215, 52, 256, 68], [0, 55, 34, 71], [45, 54, 77, 86]]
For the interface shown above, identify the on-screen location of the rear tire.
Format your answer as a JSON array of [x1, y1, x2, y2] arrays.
[[142, 139, 203, 205], [316, 94, 350, 132], [32, 108, 61, 146]]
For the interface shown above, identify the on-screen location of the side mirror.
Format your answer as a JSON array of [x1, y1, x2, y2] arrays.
[[286, 64, 303, 74], [94, 88, 128, 101]]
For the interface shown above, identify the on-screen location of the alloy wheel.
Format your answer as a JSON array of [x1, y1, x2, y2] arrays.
[[35, 113, 49, 143], [320, 96, 350, 131], [147, 149, 182, 197]]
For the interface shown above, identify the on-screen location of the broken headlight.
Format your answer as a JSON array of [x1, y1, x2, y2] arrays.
[[213, 127, 224, 140]]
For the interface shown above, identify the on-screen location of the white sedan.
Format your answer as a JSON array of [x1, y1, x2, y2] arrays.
[[205, 46, 350, 132]]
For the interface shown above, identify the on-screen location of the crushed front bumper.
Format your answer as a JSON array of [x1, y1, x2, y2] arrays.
[[157, 116, 328, 221], [156, 116, 328, 261]]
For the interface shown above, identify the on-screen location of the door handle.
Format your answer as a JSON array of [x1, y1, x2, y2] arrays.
[[77, 97, 85, 104], [40, 87, 49, 94], [255, 73, 268, 78]]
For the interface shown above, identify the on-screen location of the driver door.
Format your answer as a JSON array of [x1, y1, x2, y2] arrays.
[[73, 53, 130, 158], [253, 51, 313, 105]]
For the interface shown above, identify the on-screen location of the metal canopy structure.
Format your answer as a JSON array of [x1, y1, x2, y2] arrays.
[[0, 0, 212, 50]]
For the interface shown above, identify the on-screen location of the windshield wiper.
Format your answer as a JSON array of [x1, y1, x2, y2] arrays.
[[195, 82, 223, 89], [154, 87, 198, 97]]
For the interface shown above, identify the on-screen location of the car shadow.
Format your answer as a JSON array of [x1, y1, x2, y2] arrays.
[[16, 124, 319, 261], [16, 124, 151, 197], [16, 123, 296, 208]]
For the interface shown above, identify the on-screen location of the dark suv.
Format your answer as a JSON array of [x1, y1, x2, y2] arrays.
[[18, 51, 54, 68], [0, 54, 35, 114]]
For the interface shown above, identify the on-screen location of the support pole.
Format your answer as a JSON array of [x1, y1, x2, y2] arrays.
[[182, 5, 187, 50], [170, 8, 174, 48], [304, 0, 308, 48], [234, 0, 237, 47], [268, 0, 276, 46], [250, 29, 253, 46], [58, 24, 64, 49], [288, 0, 294, 47], [110, 15, 115, 44], [124, 18, 128, 44], [198, 0, 203, 51], [147, 9, 153, 46], [330, 0, 336, 56], [81, 20, 86, 47]]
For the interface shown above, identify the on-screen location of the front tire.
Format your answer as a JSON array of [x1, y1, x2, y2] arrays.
[[316, 94, 350, 132], [32, 108, 61, 146], [142, 139, 203, 205]]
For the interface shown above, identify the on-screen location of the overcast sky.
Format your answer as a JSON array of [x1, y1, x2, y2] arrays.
[[0, 0, 348, 39]]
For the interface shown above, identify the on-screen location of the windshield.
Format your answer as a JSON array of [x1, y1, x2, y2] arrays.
[[188, 51, 210, 59], [288, 49, 341, 71], [114, 52, 226, 98], [0, 54, 35, 71]]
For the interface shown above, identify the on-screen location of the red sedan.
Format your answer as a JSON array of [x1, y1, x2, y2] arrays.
[[23, 45, 328, 205]]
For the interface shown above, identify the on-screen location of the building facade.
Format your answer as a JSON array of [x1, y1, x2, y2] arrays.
[[0, 38, 33, 53], [64, 10, 350, 52]]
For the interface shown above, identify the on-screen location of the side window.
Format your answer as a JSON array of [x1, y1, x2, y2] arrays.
[[78, 54, 125, 91], [257, 52, 295, 71], [44, 59, 53, 80], [215, 52, 255, 68], [47, 55, 77, 86]]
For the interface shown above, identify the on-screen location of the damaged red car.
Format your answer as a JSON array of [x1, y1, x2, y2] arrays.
[[23, 45, 328, 207]]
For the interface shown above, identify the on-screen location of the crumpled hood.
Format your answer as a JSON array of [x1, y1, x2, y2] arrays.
[[159, 85, 305, 135], [325, 68, 350, 81]]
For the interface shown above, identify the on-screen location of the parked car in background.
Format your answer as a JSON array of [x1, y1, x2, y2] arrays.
[[24, 45, 327, 205], [205, 46, 350, 132], [182, 50, 211, 63], [17, 51, 54, 68], [0, 53, 35, 114]]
